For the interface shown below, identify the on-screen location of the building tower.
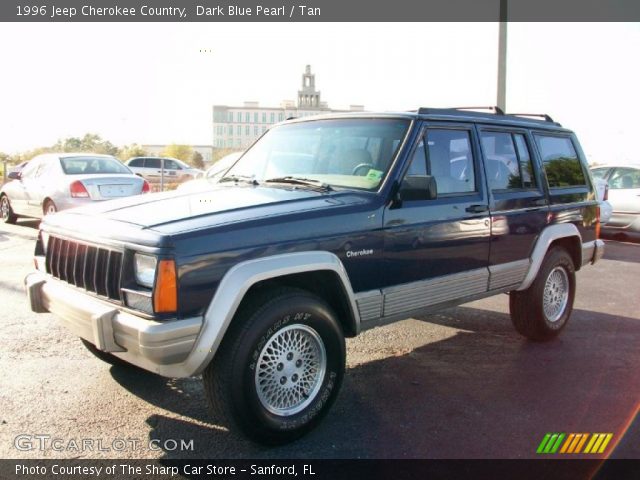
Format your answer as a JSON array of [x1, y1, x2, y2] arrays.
[[297, 65, 321, 109]]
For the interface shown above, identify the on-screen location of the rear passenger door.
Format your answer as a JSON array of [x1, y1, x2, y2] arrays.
[[478, 128, 549, 289], [382, 123, 491, 313]]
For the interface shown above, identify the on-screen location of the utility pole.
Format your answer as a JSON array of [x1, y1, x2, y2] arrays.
[[497, 0, 508, 112]]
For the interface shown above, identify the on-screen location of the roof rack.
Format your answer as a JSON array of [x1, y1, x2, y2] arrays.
[[417, 106, 505, 116], [507, 113, 555, 122]]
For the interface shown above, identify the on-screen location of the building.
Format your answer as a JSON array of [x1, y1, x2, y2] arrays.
[[141, 144, 214, 163], [212, 65, 364, 150]]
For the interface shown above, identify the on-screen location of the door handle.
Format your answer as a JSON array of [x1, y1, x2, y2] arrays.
[[533, 198, 548, 206], [466, 204, 489, 213]]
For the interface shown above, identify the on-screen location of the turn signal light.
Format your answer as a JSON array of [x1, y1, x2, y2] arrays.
[[142, 180, 151, 193], [70, 181, 89, 198], [154, 259, 177, 313], [595, 206, 601, 239]]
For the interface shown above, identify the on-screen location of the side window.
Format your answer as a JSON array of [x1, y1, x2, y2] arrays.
[[609, 168, 640, 190], [513, 134, 535, 188], [164, 159, 179, 170], [20, 158, 42, 179], [128, 158, 142, 167], [146, 158, 161, 169], [535, 135, 586, 188], [406, 140, 427, 177], [426, 129, 475, 194], [590, 168, 610, 181]]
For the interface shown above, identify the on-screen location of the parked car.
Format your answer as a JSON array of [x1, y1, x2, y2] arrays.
[[26, 108, 604, 444], [176, 152, 242, 192], [126, 157, 204, 182], [591, 176, 612, 224], [0, 153, 149, 223], [590, 164, 640, 234]]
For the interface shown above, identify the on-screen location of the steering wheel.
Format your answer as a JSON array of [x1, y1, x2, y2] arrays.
[[352, 163, 374, 176]]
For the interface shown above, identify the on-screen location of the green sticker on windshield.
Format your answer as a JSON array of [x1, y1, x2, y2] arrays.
[[366, 169, 383, 181]]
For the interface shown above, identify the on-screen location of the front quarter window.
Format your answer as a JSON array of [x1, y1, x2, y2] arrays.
[[223, 118, 411, 191]]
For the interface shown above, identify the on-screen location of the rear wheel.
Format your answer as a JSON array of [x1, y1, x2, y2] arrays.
[[203, 287, 345, 444], [1, 195, 17, 224], [43, 199, 57, 216], [510, 247, 576, 341]]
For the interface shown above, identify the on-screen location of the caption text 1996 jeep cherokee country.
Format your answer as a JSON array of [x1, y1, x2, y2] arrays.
[[26, 107, 604, 444]]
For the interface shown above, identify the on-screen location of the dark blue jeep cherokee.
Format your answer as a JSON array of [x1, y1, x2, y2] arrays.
[[26, 108, 605, 444]]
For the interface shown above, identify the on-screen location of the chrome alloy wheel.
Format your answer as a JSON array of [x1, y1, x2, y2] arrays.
[[45, 202, 56, 215], [543, 266, 569, 323], [254, 324, 327, 416], [1, 197, 9, 220]]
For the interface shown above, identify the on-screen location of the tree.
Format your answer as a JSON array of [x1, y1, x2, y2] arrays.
[[191, 151, 205, 169], [118, 144, 148, 161], [160, 144, 194, 163], [52, 133, 118, 156]]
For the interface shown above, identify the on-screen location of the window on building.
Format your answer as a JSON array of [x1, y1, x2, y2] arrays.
[[270, 113, 275, 123], [228, 112, 233, 122], [245, 125, 250, 136], [237, 125, 242, 136], [262, 112, 266, 123], [278, 113, 284, 122], [246, 112, 250, 122], [254, 126, 259, 136], [228, 125, 234, 135], [535, 135, 586, 188], [254, 112, 258, 123]]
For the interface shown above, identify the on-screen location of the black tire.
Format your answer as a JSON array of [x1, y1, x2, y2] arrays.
[[510, 247, 576, 341], [203, 287, 346, 445], [80, 338, 133, 367], [43, 199, 57, 216], [1, 195, 17, 224]]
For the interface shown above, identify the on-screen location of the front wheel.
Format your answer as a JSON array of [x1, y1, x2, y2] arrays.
[[510, 247, 576, 341], [203, 287, 345, 444]]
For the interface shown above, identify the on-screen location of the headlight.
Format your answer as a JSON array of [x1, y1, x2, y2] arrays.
[[134, 253, 157, 288]]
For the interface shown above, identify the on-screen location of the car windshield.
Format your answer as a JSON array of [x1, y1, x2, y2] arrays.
[[60, 156, 131, 175], [223, 118, 411, 191]]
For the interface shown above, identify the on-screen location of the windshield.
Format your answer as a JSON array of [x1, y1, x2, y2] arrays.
[[223, 118, 411, 191], [60, 156, 131, 175]]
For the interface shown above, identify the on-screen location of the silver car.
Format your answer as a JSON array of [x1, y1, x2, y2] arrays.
[[126, 157, 204, 182], [0, 153, 149, 223], [591, 164, 640, 234]]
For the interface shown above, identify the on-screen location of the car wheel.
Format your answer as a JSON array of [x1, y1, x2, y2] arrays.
[[1, 195, 17, 224], [43, 199, 57, 216], [203, 287, 345, 445], [509, 247, 576, 341], [80, 338, 137, 368]]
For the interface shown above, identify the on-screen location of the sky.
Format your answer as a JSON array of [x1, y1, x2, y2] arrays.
[[1, 22, 639, 164]]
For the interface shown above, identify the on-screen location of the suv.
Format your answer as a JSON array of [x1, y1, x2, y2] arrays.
[[126, 156, 203, 181], [26, 108, 604, 444]]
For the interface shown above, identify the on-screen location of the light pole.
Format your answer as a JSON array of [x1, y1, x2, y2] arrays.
[[497, 0, 508, 112]]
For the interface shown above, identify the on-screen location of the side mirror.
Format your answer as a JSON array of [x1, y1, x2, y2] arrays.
[[8, 171, 21, 180], [399, 175, 437, 201]]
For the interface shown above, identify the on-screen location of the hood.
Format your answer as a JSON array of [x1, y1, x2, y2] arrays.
[[42, 184, 373, 242]]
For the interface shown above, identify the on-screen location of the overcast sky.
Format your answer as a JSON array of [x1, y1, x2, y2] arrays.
[[1, 22, 639, 164]]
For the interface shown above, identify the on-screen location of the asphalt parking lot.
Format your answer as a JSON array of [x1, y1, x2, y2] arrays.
[[0, 219, 638, 460]]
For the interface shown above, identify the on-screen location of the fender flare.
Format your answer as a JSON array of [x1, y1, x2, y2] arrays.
[[516, 223, 582, 291], [166, 251, 359, 377]]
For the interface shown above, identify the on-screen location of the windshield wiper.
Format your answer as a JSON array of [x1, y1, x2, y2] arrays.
[[219, 174, 259, 185], [264, 176, 333, 191]]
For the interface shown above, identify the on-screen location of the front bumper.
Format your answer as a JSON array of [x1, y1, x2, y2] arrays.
[[25, 272, 202, 377]]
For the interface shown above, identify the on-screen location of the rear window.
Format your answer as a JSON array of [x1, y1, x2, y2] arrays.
[[534, 135, 586, 188], [60, 156, 131, 175]]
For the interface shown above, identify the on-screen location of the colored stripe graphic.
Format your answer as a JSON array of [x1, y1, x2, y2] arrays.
[[537, 433, 565, 454], [538, 433, 613, 454]]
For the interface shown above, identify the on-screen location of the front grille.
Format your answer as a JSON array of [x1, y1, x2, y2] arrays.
[[45, 236, 123, 302]]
